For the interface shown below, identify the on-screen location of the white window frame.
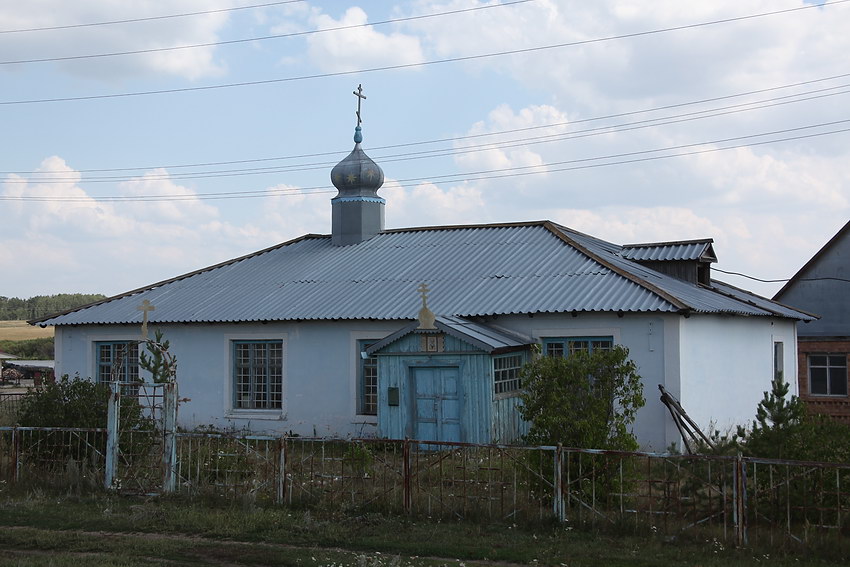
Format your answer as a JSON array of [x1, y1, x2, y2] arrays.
[[349, 330, 394, 423], [224, 332, 287, 420]]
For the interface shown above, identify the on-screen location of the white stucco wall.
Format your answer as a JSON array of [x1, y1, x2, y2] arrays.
[[54, 321, 401, 438], [489, 312, 679, 451], [52, 312, 797, 450], [678, 315, 798, 438]]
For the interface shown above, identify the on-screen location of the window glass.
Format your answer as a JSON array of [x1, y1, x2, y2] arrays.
[[234, 340, 283, 409], [359, 340, 378, 416], [808, 354, 847, 396], [494, 354, 523, 395], [95, 341, 139, 384], [773, 342, 784, 381], [543, 337, 613, 357]]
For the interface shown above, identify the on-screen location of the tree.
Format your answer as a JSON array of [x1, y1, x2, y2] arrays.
[[739, 372, 850, 462], [139, 329, 177, 383], [518, 345, 645, 450]]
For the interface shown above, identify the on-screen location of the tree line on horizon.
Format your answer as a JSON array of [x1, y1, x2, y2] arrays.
[[0, 293, 105, 321]]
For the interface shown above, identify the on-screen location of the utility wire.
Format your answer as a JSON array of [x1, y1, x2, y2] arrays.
[[713, 267, 850, 285], [4, 71, 850, 176], [0, 1, 533, 65], [4, 122, 848, 202], [8, 85, 850, 184], [0, 1, 305, 34], [2, 0, 846, 105]]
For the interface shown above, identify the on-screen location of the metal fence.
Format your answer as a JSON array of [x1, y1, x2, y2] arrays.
[[1, 428, 849, 547], [0, 392, 24, 422]]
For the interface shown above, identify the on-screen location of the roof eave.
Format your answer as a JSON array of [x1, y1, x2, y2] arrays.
[[29, 233, 328, 326]]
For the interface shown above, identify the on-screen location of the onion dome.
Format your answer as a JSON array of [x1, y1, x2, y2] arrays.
[[330, 126, 385, 197]]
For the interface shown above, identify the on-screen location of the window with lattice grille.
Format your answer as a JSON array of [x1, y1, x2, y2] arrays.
[[494, 354, 523, 395], [233, 340, 283, 409]]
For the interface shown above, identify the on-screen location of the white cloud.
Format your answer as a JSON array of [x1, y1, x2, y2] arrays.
[[301, 6, 425, 72], [385, 179, 485, 227], [0, 1, 234, 81], [0, 157, 321, 296], [454, 103, 568, 175]]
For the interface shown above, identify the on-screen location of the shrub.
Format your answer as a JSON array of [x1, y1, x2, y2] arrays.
[[518, 345, 645, 451], [17, 374, 110, 429], [17, 374, 152, 431]]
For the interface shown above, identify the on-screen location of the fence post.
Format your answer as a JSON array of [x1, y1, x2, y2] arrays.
[[403, 439, 411, 514], [734, 452, 748, 546], [554, 444, 565, 522], [277, 436, 286, 505], [105, 381, 120, 490], [162, 381, 178, 493], [11, 426, 20, 484]]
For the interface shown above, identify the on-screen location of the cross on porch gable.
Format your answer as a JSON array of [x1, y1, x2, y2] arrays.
[[137, 299, 155, 338]]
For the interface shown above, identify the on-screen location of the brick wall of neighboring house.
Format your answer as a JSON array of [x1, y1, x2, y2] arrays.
[[797, 338, 850, 424]]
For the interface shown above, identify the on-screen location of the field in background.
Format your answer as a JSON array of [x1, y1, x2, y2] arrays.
[[0, 321, 53, 341]]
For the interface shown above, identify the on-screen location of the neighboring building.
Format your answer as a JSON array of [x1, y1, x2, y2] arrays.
[[1, 360, 55, 385], [32, 123, 813, 450], [774, 220, 850, 423]]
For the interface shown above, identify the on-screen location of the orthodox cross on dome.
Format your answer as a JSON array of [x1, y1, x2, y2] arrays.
[[137, 299, 155, 338], [353, 84, 366, 126], [416, 282, 436, 330]]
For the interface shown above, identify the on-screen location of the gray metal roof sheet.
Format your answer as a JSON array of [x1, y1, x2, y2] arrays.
[[36, 221, 814, 326], [620, 240, 715, 262]]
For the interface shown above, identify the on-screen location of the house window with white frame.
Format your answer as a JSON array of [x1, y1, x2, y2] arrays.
[[494, 354, 523, 395], [774, 341, 784, 382], [543, 337, 613, 358], [95, 341, 139, 384], [808, 354, 848, 397], [233, 340, 283, 410], [358, 340, 378, 416]]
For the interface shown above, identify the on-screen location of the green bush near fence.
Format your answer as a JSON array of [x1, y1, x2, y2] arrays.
[[518, 346, 645, 452], [16, 374, 152, 431]]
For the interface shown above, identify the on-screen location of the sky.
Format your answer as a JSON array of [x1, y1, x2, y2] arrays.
[[1, 0, 848, 301]]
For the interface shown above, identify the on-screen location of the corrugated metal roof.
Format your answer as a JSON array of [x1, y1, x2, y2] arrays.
[[36, 221, 814, 326], [620, 239, 715, 262]]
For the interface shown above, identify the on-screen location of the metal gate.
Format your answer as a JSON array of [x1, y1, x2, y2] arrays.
[[105, 381, 178, 493]]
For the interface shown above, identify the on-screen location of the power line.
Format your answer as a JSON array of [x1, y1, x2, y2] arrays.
[[0, 2, 305, 34], [714, 267, 850, 285], [7, 84, 850, 184], [4, 121, 848, 202], [2, 0, 846, 105], [0, 1, 533, 66], [4, 71, 849, 176]]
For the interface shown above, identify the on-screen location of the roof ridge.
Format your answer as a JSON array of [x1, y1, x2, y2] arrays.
[[543, 222, 692, 312], [29, 233, 326, 325], [382, 220, 549, 233], [622, 238, 714, 248]]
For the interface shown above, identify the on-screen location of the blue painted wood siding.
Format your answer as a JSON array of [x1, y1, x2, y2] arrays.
[[376, 333, 495, 444]]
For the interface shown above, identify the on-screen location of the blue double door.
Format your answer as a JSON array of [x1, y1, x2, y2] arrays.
[[411, 366, 461, 443]]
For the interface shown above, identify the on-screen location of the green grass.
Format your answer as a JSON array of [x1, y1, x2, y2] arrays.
[[0, 490, 847, 566]]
